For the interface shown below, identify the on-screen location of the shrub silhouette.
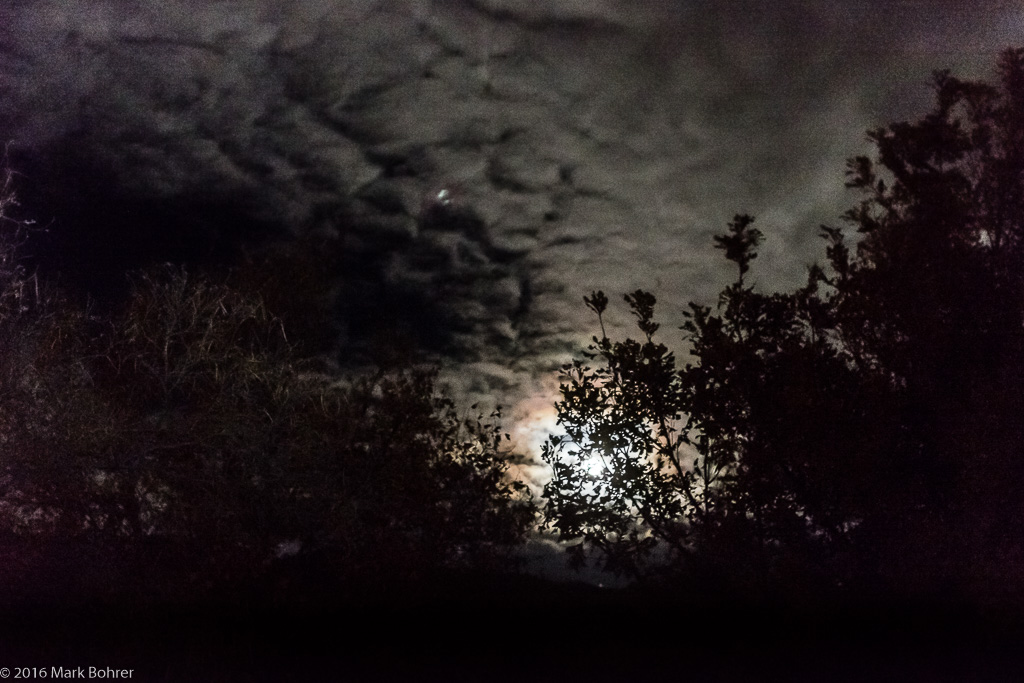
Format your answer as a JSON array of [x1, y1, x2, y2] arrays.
[[0, 176, 536, 605]]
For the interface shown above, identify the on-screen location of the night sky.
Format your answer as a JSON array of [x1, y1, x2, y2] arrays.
[[1, 0, 1021, 477]]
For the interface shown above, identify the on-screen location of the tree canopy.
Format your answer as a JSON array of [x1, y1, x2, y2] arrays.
[[542, 47, 1024, 602]]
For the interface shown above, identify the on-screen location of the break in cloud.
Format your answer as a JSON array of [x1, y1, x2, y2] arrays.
[[1, 0, 1021, 459]]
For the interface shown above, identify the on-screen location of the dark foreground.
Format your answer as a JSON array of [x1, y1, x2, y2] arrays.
[[1, 573, 1023, 682]]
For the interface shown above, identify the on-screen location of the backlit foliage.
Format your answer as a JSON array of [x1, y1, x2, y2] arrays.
[[543, 48, 1024, 599]]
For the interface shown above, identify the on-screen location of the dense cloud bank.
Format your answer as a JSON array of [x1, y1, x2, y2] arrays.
[[1, 0, 1020, 446]]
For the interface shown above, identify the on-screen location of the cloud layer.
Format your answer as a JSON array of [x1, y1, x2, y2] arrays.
[[1, 0, 1021, 455]]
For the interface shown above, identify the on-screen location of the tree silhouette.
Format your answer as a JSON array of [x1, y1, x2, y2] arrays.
[[543, 48, 1024, 600], [0, 177, 536, 604]]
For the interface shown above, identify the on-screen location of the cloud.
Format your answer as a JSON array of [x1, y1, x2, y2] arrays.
[[1, 0, 1020, 466]]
